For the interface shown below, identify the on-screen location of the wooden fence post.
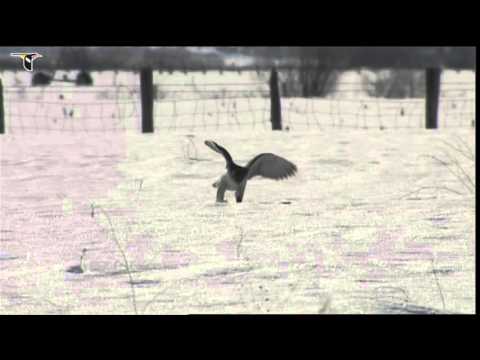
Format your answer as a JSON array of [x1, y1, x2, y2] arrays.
[[0, 78, 4, 134], [140, 68, 154, 133], [426, 68, 441, 129], [270, 68, 282, 130]]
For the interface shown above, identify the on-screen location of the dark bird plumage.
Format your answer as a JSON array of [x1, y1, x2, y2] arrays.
[[205, 140, 297, 203]]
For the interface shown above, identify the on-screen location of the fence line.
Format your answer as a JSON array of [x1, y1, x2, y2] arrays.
[[1, 79, 475, 134]]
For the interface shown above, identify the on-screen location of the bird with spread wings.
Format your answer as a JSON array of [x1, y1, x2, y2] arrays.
[[205, 140, 297, 203]]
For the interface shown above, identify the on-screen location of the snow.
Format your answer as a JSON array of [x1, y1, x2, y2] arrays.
[[0, 128, 475, 314], [0, 70, 475, 314]]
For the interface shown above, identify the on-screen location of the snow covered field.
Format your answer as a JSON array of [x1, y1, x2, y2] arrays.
[[0, 70, 475, 314], [0, 128, 475, 314]]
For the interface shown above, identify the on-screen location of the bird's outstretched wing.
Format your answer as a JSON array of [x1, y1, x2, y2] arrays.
[[245, 153, 297, 180], [205, 140, 233, 165]]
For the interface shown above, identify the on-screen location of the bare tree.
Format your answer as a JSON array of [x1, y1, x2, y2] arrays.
[[362, 69, 425, 98], [274, 49, 337, 98]]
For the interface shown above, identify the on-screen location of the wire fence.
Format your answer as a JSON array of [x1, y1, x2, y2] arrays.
[[1, 78, 475, 134], [2, 85, 140, 133], [283, 85, 475, 130]]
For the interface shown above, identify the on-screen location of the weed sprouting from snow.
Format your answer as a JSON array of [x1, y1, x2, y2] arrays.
[[183, 134, 199, 161], [399, 135, 475, 199], [94, 204, 138, 315], [431, 255, 446, 311]]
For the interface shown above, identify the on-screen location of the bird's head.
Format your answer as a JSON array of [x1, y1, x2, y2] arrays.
[[205, 140, 234, 169], [204, 140, 220, 153]]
